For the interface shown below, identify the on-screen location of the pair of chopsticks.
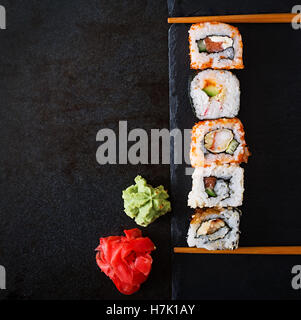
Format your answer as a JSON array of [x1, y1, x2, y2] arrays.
[[174, 247, 301, 255], [168, 13, 298, 24]]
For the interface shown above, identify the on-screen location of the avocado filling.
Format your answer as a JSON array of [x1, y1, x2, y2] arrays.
[[202, 85, 220, 97], [202, 79, 222, 98]]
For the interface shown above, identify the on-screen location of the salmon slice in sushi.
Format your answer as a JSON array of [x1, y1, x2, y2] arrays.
[[190, 118, 250, 167], [187, 207, 241, 250], [189, 22, 244, 70], [190, 69, 240, 120]]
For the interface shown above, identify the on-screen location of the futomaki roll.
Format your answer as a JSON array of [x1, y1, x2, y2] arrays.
[[190, 69, 240, 120], [187, 207, 241, 250], [190, 118, 250, 167], [189, 22, 244, 70], [188, 165, 244, 208]]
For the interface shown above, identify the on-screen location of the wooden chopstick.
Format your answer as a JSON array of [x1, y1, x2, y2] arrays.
[[168, 13, 297, 24], [174, 246, 301, 255]]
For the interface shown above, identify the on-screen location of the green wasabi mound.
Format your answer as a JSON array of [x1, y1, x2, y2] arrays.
[[122, 176, 171, 227]]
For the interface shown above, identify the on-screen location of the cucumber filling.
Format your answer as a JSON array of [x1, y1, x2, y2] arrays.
[[197, 39, 207, 52], [225, 139, 239, 154], [205, 188, 217, 197]]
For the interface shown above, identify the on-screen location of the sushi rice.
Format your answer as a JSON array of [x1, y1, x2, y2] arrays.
[[187, 207, 241, 250], [189, 22, 244, 70], [190, 69, 240, 120], [185, 22, 247, 251], [188, 164, 244, 208], [190, 118, 250, 167]]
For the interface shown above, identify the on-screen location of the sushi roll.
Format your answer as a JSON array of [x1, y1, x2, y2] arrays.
[[189, 22, 244, 70], [190, 70, 240, 120], [190, 118, 250, 167], [187, 207, 241, 250], [188, 164, 244, 208]]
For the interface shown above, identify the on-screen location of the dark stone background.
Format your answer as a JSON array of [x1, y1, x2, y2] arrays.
[[0, 0, 170, 300]]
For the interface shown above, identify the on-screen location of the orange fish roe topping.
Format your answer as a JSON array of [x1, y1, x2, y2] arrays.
[[188, 22, 244, 70], [190, 118, 249, 168]]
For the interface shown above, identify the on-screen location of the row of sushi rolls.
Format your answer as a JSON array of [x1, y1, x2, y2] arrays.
[[96, 22, 249, 295], [187, 22, 249, 250]]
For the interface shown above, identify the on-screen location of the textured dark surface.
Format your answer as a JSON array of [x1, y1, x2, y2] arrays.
[[1, 0, 301, 302], [169, 0, 301, 299], [0, 0, 170, 300]]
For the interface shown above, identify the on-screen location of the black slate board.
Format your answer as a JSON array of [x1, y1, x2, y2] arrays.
[[169, 0, 301, 299]]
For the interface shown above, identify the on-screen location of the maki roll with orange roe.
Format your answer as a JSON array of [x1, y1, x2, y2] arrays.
[[189, 22, 244, 70], [190, 118, 250, 168]]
